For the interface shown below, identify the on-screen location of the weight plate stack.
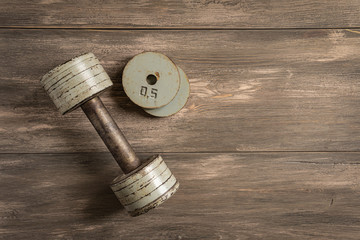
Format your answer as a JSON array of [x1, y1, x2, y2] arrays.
[[122, 52, 190, 117], [110, 155, 179, 216]]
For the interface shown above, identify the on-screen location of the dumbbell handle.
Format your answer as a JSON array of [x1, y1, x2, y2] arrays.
[[81, 96, 141, 173]]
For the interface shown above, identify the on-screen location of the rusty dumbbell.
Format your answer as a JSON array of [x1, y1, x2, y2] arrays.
[[40, 53, 179, 216]]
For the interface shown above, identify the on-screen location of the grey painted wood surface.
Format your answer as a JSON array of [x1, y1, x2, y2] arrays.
[[1, 29, 360, 153], [0, 0, 360, 29], [0, 153, 359, 239]]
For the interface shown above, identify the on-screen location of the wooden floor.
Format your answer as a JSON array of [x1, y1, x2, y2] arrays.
[[1, 1, 360, 239]]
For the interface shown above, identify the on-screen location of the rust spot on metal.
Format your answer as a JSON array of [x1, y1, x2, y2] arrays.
[[155, 71, 160, 78]]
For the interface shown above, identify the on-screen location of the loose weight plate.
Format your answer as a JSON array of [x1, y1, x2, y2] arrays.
[[122, 52, 180, 109]]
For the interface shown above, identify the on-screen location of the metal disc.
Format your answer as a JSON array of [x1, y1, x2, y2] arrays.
[[110, 155, 179, 216], [40, 53, 113, 115], [122, 52, 180, 109], [144, 67, 190, 117]]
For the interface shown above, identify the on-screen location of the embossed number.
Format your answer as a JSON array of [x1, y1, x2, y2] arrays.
[[150, 88, 158, 99], [140, 86, 147, 96], [140, 86, 158, 99]]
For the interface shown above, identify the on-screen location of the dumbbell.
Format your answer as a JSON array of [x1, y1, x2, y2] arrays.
[[40, 53, 179, 216]]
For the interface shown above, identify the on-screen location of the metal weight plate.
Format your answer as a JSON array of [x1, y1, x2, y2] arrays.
[[122, 52, 180, 109], [41, 53, 113, 115], [110, 155, 179, 216], [144, 67, 190, 117]]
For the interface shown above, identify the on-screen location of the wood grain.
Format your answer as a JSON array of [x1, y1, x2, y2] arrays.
[[2, 1, 360, 239], [0, 152, 359, 239], [0, 0, 360, 29], [1, 29, 360, 153]]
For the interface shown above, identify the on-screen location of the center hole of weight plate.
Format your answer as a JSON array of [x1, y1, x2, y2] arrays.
[[146, 74, 158, 85]]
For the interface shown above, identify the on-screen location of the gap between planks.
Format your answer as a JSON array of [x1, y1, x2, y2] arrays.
[[2, 151, 360, 155], [1, 26, 360, 31]]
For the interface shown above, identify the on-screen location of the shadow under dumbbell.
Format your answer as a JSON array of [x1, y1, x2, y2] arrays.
[[49, 148, 126, 220], [81, 184, 124, 220], [72, 153, 125, 220]]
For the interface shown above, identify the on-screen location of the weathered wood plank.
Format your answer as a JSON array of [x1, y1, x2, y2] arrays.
[[0, 152, 359, 239], [1, 29, 360, 153], [0, 0, 360, 29]]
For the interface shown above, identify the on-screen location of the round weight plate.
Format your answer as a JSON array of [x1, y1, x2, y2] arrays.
[[144, 67, 190, 117], [41, 53, 113, 115], [122, 52, 180, 109], [110, 155, 179, 217]]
